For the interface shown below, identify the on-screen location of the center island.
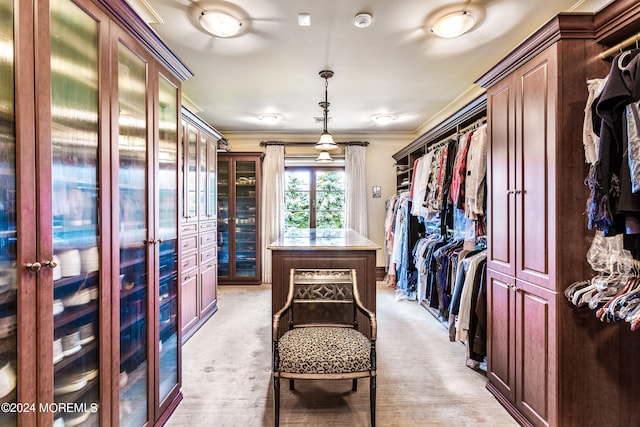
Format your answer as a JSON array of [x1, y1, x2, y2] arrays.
[[268, 228, 380, 338]]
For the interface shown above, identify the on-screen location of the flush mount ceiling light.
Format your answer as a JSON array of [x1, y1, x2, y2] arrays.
[[372, 114, 396, 125], [315, 70, 339, 152], [259, 113, 282, 125], [353, 12, 373, 28], [199, 9, 243, 37], [431, 10, 475, 38]]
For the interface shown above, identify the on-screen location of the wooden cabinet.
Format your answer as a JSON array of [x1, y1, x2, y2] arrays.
[[217, 153, 262, 285], [180, 108, 222, 342], [481, 33, 575, 427], [4, 0, 190, 425], [485, 270, 556, 426], [478, 7, 640, 426]]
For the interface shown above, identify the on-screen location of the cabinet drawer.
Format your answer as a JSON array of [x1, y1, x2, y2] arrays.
[[181, 222, 199, 235], [199, 221, 216, 232], [200, 248, 217, 269], [181, 235, 198, 252], [200, 232, 216, 248], [182, 252, 198, 274]]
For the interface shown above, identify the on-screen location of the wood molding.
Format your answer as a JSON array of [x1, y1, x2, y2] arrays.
[[95, 0, 193, 81], [392, 94, 486, 161], [476, 14, 595, 89], [594, 0, 640, 43]]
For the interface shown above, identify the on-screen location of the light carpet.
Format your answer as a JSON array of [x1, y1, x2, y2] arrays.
[[167, 283, 518, 427]]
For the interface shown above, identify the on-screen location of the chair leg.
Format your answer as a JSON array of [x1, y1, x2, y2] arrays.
[[370, 376, 376, 427], [352, 378, 358, 392], [289, 379, 295, 390], [274, 376, 280, 427]]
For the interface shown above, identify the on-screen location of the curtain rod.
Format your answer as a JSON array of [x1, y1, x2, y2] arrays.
[[260, 140, 369, 147], [599, 33, 640, 60]]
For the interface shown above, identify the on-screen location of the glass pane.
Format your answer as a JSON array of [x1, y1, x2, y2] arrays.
[[217, 161, 229, 277], [207, 142, 216, 217], [285, 171, 310, 229], [316, 171, 344, 229], [118, 43, 149, 427], [186, 129, 197, 219], [50, 0, 100, 424], [198, 135, 206, 218], [157, 76, 178, 402], [0, 1, 17, 425], [235, 161, 256, 277]]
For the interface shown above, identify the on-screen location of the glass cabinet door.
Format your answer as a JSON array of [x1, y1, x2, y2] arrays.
[[0, 1, 17, 425], [207, 140, 217, 219], [185, 128, 197, 220], [198, 134, 207, 220], [117, 42, 149, 427], [157, 75, 179, 404], [217, 160, 230, 278], [234, 161, 257, 278], [50, 0, 101, 424]]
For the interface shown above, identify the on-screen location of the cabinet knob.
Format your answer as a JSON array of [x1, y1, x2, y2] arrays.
[[26, 262, 42, 272], [45, 259, 58, 269]]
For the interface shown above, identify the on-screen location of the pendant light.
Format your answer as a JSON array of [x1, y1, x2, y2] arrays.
[[315, 70, 339, 152], [315, 150, 333, 163]]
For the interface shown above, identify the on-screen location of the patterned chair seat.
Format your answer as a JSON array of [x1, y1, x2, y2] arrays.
[[278, 327, 371, 374]]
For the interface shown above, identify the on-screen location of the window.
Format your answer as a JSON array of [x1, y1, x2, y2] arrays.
[[285, 167, 344, 229]]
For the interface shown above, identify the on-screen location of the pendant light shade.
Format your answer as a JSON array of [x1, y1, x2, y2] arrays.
[[315, 150, 333, 163], [314, 70, 339, 152]]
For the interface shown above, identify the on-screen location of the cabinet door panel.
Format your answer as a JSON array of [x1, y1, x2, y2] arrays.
[[117, 40, 150, 427], [0, 2, 19, 423], [50, 0, 102, 423], [486, 269, 516, 401], [217, 159, 230, 279], [156, 74, 180, 405], [515, 52, 554, 288], [200, 266, 217, 315], [487, 78, 516, 277], [515, 280, 555, 426], [180, 274, 198, 332]]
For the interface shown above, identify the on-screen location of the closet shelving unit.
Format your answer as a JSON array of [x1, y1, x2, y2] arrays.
[[391, 95, 487, 322]]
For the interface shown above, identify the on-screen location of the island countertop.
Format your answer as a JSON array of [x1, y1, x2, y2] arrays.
[[268, 228, 380, 251]]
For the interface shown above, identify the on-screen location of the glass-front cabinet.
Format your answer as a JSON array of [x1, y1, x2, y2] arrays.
[[4, 0, 189, 424], [180, 108, 221, 341], [115, 29, 183, 424], [217, 153, 261, 285]]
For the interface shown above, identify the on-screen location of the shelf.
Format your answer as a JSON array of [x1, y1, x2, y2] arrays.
[[54, 377, 98, 405], [54, 304, 96, 330], [54, 271, 98, 290], [54, 341, 98, 373]]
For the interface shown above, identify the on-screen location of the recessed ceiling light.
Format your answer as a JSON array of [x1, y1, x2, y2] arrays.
[[430, 10, 475, 39], [353, 12, 373, 28], [259, 114, 282, 125], [298, 13, 311, 27], [372, 114, 396, 125]]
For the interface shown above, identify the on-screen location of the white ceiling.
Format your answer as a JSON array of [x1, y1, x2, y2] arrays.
[[137, 0, 612, 136]]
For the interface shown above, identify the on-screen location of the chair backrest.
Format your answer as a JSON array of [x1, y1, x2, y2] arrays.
[[288, 268, 359, 329]]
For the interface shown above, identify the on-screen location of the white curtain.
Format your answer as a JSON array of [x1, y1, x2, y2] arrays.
[[260, 144, 285, 283], [344, 144, 368, 237]]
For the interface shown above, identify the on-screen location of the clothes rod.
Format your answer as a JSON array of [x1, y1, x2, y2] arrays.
[[599, 33, 640, 59]]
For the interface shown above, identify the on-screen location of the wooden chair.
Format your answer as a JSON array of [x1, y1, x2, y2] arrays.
[[272, 268, 377, 426]]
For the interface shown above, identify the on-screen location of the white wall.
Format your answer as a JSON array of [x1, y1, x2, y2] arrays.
[[221, 131, 413, 267]]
